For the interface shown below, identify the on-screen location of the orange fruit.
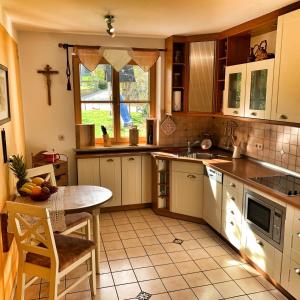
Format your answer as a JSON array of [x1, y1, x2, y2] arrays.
[[31, 186, 42, 195]]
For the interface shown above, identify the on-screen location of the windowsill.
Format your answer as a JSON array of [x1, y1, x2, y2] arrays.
[[74, 144, 162, 154]]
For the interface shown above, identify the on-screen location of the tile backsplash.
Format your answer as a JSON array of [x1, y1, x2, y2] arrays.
[[159, 115, 300, 173]]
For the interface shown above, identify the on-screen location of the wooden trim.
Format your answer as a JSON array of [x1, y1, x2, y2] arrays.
[[186, 33, 219, 42], [100, 203, 151, 213], [153, 208, 207, 224]]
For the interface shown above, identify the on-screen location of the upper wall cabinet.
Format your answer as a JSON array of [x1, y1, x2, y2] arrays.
[[223, 60, 274, 119], [223, 64, 247, 117], [188, 41, 215, 113], [164, 37, 216, 115], [245, 59, 274, 119], [272, 9, 300, 123]]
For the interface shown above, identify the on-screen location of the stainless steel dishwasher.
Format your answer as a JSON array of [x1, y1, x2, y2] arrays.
[[203, 166, 223, 233]]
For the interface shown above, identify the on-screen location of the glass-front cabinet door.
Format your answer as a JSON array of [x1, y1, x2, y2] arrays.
[[245, 59, 274, 119], [223, 64, 247, 116]]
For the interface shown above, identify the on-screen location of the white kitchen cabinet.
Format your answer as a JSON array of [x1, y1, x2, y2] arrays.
[[122, 156, 142, 205], [171, 162, 204, 218], [223, 64, 247, 117], [77, 158, 100, 186], [244, 59, 274, 119], [203, 169, 222, 233], [244, 226, 282, 282], [99, 157, 121, 207], [141, 155, 152, 203], [272, 9, 300, 123], [281, 256, 300, 298]]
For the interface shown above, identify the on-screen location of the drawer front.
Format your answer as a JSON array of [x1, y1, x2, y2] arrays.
[[223, 190, 243, 213], [53, 162, 67, 176], [223, 175, 244, 196], [223, 205, 242, 226], [172, 161, 203, 174], [222, 211, 242, 249], [245, 228, 275, 275], [288, 258, 300, 298]]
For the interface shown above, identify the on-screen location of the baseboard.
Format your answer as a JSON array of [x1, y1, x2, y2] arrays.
[[152, 208, 206, 224], [100, 203, 152, 213]]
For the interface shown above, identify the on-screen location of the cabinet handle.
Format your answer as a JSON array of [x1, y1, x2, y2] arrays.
[[107, 159, 114, 162], [230, 197, 236, 201], [297, 232, 300, 237], [230, 221, 234, 226], [256, 240, 264, 247], [229, 183, 236, 188], [231, 210, 235, 215], [251, 112, 257, 116], [233, 110, 238, 114], [187, 174, 196, 179], [128, 157, 135, 161], [295, 268, 300, 275], [280, 114, 288, 120]]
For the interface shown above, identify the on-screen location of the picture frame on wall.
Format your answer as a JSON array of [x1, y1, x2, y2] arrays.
[[0, 64, 10, 126]]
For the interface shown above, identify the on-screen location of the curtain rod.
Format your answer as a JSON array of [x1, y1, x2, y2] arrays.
[[58, 43, 166, 52]]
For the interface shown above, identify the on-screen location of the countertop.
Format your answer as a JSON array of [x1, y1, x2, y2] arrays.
[[151, 150, 300, 210]]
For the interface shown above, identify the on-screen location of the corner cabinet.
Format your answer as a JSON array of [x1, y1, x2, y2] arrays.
[[223, 59, 274, 119], [272, 9, 300, 123], [223, 64, 247, 117], [170, 161, 203, 218]]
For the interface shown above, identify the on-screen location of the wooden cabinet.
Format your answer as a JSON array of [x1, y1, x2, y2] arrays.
[[272, 9, 300, 123], [141, 155, 152, 203], [222, 175, 244, 250], [99, 157, 121, 207], [122, 156, 142, 205], [245, 59, 274, 119], [223, 60, 274, 119], [77, 158, 100, 186], [244, 227, 282, 282], [223, 64, 247, 117], [170, 161, 204, 218]]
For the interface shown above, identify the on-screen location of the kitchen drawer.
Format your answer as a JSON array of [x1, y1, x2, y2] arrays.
[[222, 212, 242, 250], [223, 190, 243, 213], [171, 161, 203, 175], [223, 205, 242, 226], [223, 175, 244, 196], [53, 162, 67, 176]]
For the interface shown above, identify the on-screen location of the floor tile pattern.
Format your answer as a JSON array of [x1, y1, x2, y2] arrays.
[[25, 209, 289, 300]]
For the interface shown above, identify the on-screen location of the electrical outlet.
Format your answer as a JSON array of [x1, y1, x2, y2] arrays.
[[255, 143, 263, 150], [58, 135, 65, 141]]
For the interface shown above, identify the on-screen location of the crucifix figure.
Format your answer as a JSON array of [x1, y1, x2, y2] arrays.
[[37, 65, 59, 106]]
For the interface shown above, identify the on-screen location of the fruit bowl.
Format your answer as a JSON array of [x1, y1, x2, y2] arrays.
[[30, 192, 51, 202]]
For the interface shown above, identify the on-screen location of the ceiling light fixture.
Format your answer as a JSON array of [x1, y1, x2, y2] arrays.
[[104, 15, 115, 38]]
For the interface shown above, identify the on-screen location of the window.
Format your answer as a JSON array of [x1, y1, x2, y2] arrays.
[[73, 57, 156, 144]]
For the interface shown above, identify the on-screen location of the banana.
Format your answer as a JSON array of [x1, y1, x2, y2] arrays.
[[19, 187, 32, 195]]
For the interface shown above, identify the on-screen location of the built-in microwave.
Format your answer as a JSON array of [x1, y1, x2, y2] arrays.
[[244, 190, 286, 251]]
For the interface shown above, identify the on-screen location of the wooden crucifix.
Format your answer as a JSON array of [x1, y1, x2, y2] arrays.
[[37, 65, 59, 106]]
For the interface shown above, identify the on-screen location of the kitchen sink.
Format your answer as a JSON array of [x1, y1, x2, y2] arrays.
[[175, 152, 230, 159]]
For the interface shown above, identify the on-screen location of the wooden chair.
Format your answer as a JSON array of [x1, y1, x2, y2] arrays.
[[7, 202, 96, 300], [26, 165, 92, 239]]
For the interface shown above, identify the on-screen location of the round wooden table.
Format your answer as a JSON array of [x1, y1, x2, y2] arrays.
[[15, 185, 112, 273]]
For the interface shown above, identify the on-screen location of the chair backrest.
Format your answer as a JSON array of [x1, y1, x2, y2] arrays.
[[26, 164, 57, 186], [6, 202, 58, 271]]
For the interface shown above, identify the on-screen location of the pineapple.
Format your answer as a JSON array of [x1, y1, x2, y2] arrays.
[[9, 155, 28, 189]]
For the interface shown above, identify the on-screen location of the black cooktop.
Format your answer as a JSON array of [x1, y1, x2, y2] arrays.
[[250, 175, 300, 196]]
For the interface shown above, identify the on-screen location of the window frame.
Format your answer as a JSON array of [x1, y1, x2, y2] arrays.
[[73, 56, 156, 144]]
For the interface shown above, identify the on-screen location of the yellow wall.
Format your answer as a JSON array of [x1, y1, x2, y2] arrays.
[[0, 22, 26, 300]]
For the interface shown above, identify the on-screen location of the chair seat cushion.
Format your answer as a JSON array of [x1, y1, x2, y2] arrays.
[[64, 212, 92, 228], [26, 234, 95, 271]]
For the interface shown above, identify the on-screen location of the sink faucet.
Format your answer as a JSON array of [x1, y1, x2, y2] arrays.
[[187, 139, 200, 154]]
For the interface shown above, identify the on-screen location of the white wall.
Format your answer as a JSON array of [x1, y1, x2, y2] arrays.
[[18, 31, 165, 184]]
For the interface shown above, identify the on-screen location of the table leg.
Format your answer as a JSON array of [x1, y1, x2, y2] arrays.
[[92, 208, 101, 274]]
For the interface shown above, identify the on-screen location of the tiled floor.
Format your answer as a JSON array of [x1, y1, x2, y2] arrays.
[[25, 209, 289, 300]]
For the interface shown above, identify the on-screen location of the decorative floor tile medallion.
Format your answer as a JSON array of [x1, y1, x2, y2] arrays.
[[173, 238, 184, 245], [136, 291, 152, 300]]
